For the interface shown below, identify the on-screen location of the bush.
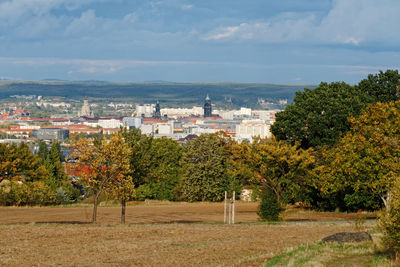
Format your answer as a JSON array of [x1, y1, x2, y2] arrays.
[[56, 187, 70, 204], [0, 181, 56, 206], [257, 187, 283, 221], [136, 181, 177, 201], [378, 178, 400, 262]]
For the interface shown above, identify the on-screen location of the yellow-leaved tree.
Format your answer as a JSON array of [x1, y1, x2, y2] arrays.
[[71, 132, 133, 223], [319, 101, 400, 210]]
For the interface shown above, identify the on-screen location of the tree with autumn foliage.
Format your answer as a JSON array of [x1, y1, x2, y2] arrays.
[[71, 132, 133, 223], [105, 173, 135, 224], [0, 142, 48, 182], [249, 138, 316, 211], [319, 101, 400, 210]]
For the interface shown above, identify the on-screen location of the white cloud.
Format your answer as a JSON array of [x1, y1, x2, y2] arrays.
[[203, 13, 315, 43], [123, 12, 138, 23], [316, 0, 400, 45], [203, 0, 400, 46], [181, 4, 193, 10], [64, 9, 98, 36]]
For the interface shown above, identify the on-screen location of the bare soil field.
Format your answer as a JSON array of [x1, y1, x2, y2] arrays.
[[0, 202, 376, 224], [0, 223, 357, 266]]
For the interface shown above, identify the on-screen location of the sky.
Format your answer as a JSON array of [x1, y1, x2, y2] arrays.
[[0, 0, 399, 84]]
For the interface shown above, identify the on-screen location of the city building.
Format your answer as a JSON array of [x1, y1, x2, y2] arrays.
[[160, 106, 203, 119], [32, 128, 69, 141], [136, 104, 155, 118], [235, 119, 271, 142], [98, 118, 122, 129], [122, 117, 142, 129], [204, 94, 212, 118]]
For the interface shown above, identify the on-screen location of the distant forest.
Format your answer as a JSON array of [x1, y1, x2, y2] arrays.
[[0, 80, 316, 107]]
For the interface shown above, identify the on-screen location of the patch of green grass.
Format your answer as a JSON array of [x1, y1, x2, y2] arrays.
[[265, 241, 391, 267]]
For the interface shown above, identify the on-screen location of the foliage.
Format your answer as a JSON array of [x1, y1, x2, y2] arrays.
[[55, 187, 70, 204], [271, 82, 369, 148], [229, 140, 254, 187], [358, 69, 400, 103], [123, 130, 183, 201], [319, 101, 400, 210], [37, 141, 48, 160], [71, 132, 132, 222], [122, 128, 153, 188], [44, 142, 67, 188], [0, 181, 56, 206], [250, 138, 315, 207], [0, 142, 48, 182], [257, 187, 283, 221], [378, 177, 400, 262], [178, 133, 234, 202]]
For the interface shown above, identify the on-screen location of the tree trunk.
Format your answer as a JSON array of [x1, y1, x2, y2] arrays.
[[381, 190, 392, 211], [121, 198, 126, 224], [92, 193, 99, 223]]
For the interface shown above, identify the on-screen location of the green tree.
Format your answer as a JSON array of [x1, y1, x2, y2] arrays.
[[179, 133, 233, 202], [271, 82, 370, 148], [257, 187, 283, 221], [44, 142, 67, 188], [319, 101, 400, 210], [136, 137, 183, 201], [358, 69, 400, 103], [37, 140, 48, 160], [122, 128, 153, 188]]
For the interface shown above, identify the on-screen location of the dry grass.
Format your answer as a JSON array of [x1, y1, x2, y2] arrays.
[[0, 202, 377, 266], [0, 223, 357, 267], [0, 202, 375, 224]]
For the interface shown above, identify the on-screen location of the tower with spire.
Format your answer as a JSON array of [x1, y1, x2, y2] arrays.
[[154, 100, 161, 119], [204, 94, 212, 118]]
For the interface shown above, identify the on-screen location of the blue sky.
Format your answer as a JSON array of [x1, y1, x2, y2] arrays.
[[0, 0, 399, 83]]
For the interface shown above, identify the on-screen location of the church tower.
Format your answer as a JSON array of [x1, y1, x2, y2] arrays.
[[154, 100, 161, 119], [79, 99, 94, 117], [204, 94, 212, 118]]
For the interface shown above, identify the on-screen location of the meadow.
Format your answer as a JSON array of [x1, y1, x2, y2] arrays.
[[0, 202, 385, 266]]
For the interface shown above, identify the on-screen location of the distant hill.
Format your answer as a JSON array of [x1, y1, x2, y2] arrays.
[[0, 80, 316, 107]]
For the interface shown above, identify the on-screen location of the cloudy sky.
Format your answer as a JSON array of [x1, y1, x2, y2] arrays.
[[0, 0, 399, 83]]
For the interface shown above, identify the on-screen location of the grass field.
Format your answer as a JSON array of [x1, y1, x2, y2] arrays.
[[0, 202, 380, 266], [265, 241, 392, 267]]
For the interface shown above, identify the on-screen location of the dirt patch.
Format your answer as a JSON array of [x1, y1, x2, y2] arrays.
[[0, 223, 356, 267]]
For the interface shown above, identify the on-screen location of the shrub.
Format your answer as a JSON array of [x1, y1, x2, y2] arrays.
[[378, 178, 400, 263], [0, 181, 56, 206], [26, 182, 56, 206], [257, 187, 283, 221], [56, 187, 70, 204]]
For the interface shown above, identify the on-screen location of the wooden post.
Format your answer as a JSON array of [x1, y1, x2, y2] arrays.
[[232, 191, 235, 224], [228, 194, 232, 224], [224, 191, 227, 224]]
